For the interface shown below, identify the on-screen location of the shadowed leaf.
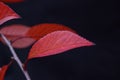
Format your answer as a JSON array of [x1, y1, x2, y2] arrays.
[[0, 24, 35, 48], [26, 23, 75, 40], [0, 2, 20, 25], [0, 24, 30, 42], [12, 37, 36, 48]]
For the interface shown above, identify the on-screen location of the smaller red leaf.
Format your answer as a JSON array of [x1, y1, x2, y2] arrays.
[[0, 61, 12, 80], [0, 66, 8, 80], [12, 37, 36, 48], [0, 24, 35, 48], [0, 2, 20, 25], [26, 23, 75, 40], [0, 24, 30, 42], [0, 0, 23, 3], [27, 31, 94, 61]]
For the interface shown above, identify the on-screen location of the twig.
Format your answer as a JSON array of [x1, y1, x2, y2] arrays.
[[0, 33, 31, 80]]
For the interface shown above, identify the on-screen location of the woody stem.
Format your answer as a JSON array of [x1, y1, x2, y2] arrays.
[[0, 34, 31, 80]]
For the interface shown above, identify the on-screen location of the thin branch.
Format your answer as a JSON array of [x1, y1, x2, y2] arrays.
[[0, 33, 31, 80]]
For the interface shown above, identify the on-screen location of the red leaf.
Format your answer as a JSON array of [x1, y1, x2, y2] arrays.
[[0, 0, 23, 3], [27, 31, 94, 61], [0, 2, 20, 25], [0, 61, 12, 80], [0, 66, 8, 80], [12, 37, 36, 48], [26, 23, 75, 40], [0, 24, 35, 48], [0, 24, 30, 41]]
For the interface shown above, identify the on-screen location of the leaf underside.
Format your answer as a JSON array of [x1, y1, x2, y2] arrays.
[[0, 24, 36, 48]]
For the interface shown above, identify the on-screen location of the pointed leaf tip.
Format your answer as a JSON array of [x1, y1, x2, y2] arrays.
[[0, 2, 20, 25], [27, 31, 94, 61]]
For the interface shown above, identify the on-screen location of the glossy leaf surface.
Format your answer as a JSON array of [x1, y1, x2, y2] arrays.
[[26, 23, 75, 40], [27, 31, 94, 60], [0, 2, 20, 25]]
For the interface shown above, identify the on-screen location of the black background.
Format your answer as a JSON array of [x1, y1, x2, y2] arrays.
[[0, 0, 120, 80]]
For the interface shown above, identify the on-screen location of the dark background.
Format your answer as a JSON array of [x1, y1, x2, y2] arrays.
[[0, 0, 120, 80]]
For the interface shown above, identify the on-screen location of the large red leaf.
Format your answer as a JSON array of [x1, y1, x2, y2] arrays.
[[27, 31, 94, 61], [26, 23, 75, 40], [0, 61, 12, 80], [0, 24, 36, 48], [0, 0, 23, 3], [0, 2, 20, 25]]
